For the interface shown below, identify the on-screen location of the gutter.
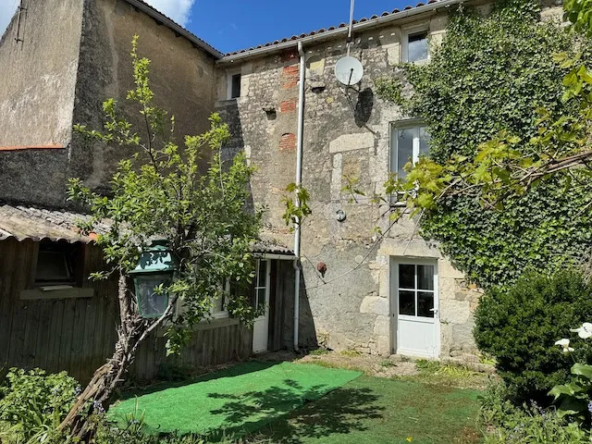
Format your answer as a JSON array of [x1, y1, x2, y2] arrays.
[[219, 0, 466, 64], [293, 41, 306, 352], [124, 0, 224, 59]]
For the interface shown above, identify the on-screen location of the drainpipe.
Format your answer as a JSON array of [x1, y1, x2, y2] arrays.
[[293, 41, 306, 351]]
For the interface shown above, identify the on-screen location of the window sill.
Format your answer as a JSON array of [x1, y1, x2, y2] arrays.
[[195, 316, 239, 331], [20, 287, 94, 300]]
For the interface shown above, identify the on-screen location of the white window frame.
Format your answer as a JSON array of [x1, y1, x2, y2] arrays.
[[395, 261, 438, 321], [401, 25, 430, 64], [390, 121, 429, 177], [226, 69, 242, 100], [253, 259, 270, 319], [211, 280, 230, 320]]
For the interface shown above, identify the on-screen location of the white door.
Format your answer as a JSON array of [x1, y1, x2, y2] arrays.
[[252, 259, 271, 354], [393, 259, 439, 358]]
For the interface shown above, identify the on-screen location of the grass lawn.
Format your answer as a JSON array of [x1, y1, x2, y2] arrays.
[[110, 360, 482, 443], [246, 375, 482, 444]]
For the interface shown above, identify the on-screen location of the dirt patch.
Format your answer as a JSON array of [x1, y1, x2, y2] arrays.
[[257, 350, 495, 390]]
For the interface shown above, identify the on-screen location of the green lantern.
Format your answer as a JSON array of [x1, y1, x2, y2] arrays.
[[129, 240, 176, 318]]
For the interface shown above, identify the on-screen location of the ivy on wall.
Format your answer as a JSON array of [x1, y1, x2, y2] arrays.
[[378, 0, 592, 288]]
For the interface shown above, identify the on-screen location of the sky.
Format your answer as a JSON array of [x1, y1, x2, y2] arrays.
[[0, 0, 415, 53]]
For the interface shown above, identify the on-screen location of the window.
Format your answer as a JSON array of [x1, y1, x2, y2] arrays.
[[391, 124, 430, 180], [211, 281, 229, 319], [398, 263, 436, 318], [35, 241, 83, 286], [253, 259, 268, 313], [404, 30, 429, 63], [227, 71, 241, 99]]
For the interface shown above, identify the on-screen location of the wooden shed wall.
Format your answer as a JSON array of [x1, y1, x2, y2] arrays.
[[0, 238, 253, 384]]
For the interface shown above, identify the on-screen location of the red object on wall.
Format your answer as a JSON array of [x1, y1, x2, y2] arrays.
[[317, 261, 327, 277]]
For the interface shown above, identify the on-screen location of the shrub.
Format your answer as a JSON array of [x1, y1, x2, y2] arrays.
[[0, 368, 79, 443], [480, 381, 590, 443], [475, 270, 592, 403]]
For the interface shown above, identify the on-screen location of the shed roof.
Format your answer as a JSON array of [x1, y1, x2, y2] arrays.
[[0, 204, 107, 244], [0, 204, 294, 255]]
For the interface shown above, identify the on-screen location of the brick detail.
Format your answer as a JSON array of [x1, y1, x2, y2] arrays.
[[282, 65, 299, 89], [280, 98, 297, 113], [279, 133, 297, 151], [281, 49, 298, 62]]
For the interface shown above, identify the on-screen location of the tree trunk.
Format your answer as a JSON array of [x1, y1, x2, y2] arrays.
[[58, 273, 142, 439], [58, 273, 176, 441]]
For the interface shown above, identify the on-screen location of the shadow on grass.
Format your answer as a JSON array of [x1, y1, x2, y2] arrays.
[[203, 380, 384, 443], [117, 361, 279, 400]]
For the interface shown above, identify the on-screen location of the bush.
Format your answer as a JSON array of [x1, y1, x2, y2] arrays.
[[480, 381, 590, 443], [0, 368, 80, 443], [475, 270, 592, 403]]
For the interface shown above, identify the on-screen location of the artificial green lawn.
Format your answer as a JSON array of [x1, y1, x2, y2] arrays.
[[109, 361, 362, 438], [110, 361, 482, 443]]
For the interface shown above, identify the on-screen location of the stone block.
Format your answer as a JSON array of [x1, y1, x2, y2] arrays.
[[374, 315, 391, 337], [376, 335, 391, 355], [329, 132, 375, 154], [360, 296, 389, 315], [438, 259, 464, 279], [440, 299, 470, 324], [451, 319, 478, 352]]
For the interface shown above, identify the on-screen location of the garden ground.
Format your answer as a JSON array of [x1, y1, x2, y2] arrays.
[[111, 352, 491, 443]]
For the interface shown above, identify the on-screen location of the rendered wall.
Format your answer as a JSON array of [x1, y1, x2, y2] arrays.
[[0, 0, 84, 207], [70, 0, 218, 195]]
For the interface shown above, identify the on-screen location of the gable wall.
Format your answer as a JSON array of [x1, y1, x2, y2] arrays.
[[0, 0, 84, 207], [69, 0, 219, 195]]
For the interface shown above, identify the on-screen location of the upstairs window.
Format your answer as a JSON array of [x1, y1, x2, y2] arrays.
[[391, 124, 430, 180], [227, 71, 242, 99], [405, 31, 429, 63]]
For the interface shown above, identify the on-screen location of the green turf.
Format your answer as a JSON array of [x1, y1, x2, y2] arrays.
[[108, 361, 362, 438], [247, 375, 482, 444]]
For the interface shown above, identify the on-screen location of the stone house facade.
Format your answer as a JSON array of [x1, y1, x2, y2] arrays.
[[1, 0, 562, 363], [216, 0, 487, 359]]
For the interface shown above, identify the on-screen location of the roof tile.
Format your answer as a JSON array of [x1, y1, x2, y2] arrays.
[[224, 0, 447, 57]]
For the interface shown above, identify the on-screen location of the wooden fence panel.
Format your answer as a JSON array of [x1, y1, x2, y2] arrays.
[[0, 239, 255, 383]]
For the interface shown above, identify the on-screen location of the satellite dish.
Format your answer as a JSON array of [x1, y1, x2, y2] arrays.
[[335, 56, 364, 86]]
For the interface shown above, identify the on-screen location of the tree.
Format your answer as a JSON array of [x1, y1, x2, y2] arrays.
[[59, 36, 262, 438], [377, 0, 592, 288]]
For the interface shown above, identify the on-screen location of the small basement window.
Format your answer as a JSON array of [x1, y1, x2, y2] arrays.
[[228, 71, 242, 99], [35, 241, 83, 286], [406, 31, 429, 63]]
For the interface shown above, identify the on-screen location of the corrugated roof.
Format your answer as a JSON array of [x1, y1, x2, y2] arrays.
[[252, 239, 294, 256], [0, 204, 294, 255], [223, 0, 444, 57], [0, 205, 108, 244]]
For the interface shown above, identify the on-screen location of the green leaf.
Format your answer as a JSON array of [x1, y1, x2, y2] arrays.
[[571, 363, 592, 380]]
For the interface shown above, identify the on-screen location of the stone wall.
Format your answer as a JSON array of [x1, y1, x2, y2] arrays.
[[0, 0, 218, 208], [0, 0, 84, 207], [217, 8, 482, 357], [70, 0, 218, 195]]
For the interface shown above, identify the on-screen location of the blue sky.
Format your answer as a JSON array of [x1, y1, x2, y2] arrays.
[[0, 1, 416, 53], [188, 0, 417, 53]]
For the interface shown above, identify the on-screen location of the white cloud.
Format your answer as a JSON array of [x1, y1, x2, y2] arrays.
[[0, 0, 195, 40], [0, 0, 19, 39], [143, 0, 196, 27]]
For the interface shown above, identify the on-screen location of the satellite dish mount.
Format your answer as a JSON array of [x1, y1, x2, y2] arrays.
[[334, 0, 364, 89]]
